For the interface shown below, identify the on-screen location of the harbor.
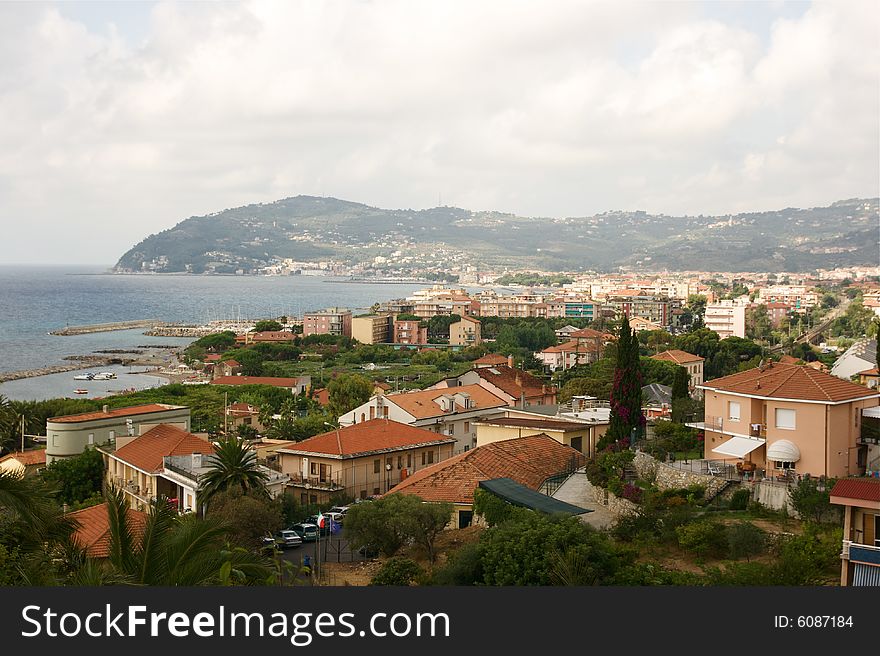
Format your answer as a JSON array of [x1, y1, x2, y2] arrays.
[[49, 319, 165, 336]]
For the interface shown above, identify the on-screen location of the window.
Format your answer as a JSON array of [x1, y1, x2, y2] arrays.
[[311, 462, 317, 475], [397, 456, 402, 469], [360, 413, 366, 423], [776, 461, 795, 470], [728, 401, 741, 421], [360, 490, 367, 500], [448, 424, 455, 436], [373, 459, 380, 474], [407, 453, 412, 468], [464, 421, 470, 433], [370, 406, 375, 420], [88, 433, 95, 445], [383, 407, 389, 418], [421, 452, 426, 466], [373, 488, 380, 496], [427, 451, 434, 464], [775, 408, 796, 430], [52, 434, 59, 447]]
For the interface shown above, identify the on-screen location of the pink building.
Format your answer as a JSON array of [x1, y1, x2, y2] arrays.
[[303, 308, 352, 338]]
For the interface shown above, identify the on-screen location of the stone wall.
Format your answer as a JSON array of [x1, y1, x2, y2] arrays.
[[584, 478, 639, 517], [751, 480, 799, 516], [632, 451, 728, 497]]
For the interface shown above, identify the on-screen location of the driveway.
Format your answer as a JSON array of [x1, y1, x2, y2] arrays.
[[552, 471, 615, 530]]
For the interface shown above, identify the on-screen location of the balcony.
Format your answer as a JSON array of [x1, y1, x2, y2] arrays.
[[288, 472, 344, 491], [842, 540, 880, 565]]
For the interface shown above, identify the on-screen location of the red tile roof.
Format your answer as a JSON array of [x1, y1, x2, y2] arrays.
[[700, 362, 879, 403], [211, 375, 305, 388], [472, 365, 553, 400], [68, 503, 148, 559], [49, 404, 185, 424], [651, 349, 704, 364], [474, 354, 509, 365], [277, 419, 453, 458], [312, 388, 330, 406], [388, 434, 584, 504], [830, 478, 880, 503], [569, 328, 608, 339], [541, 339, 602, 354], [0, 450, 46, 466], [385, 384, 508, 419], [111, 424, 214, 473]]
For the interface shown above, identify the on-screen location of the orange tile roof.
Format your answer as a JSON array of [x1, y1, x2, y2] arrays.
[[388, 434, 584, 504], [49, 404, 185, 424], [830, 478, 880, 503], [278, 419, 453, 458], [568, 328, 608, 339], [0, 450, 46, 466], [474, 354, 509, 365], [386, 384, 508, 419], [859, 367, 880, 376], [472, 365, 552, 400], [313, 388, 330, 406], [542, 339, 602, 354], [701, 362, 879, 403], [211, 375, 305, 387], [778, 355, 801, 364], [651, 349, 704, 364], [111, 424, 214, 473], [68, 503, 148, 559]]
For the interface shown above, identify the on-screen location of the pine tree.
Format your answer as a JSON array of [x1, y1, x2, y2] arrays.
[[670, 365, 690, 423], [601, 316, 645, 449]]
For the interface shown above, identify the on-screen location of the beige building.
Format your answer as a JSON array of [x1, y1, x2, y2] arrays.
[[0, 449, 46, 477], [338, 384, 509, 453], [449, 315, 482, 347], [831, 478, 880, 586], [651, 349, 705, 398], [695, 362, 880, 479], [276, 419, 455, 504], [351, 314, 393, 345], [474, 411, 606, 458], [46, 403, 191, 464]]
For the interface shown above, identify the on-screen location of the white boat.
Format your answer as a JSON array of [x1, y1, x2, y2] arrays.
[[93, 372, 117, 380], [73, 373, 94, 380], [73, 389, 89, 394]]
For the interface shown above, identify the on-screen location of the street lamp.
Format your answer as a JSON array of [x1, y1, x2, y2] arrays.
[[385, 463, 392, 492]]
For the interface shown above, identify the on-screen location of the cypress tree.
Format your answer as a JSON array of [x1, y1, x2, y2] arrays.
[[602, 315, 645, 448], [670, 365, 690, 423]]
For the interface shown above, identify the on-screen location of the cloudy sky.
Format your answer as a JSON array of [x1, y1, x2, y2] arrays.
[[0, 0, 877, 265]]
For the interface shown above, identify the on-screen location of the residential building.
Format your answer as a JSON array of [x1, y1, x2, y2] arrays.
[[473, 353, 509, 368], [210, 375, 310, 394], [537, 340, 601, 372], [554, 325, 580, 341], [695, 362, 880, 479], [561, 301, 600, 320], [276, 419, 456, 503], [435, 363, 557, 407], [830, 478, 880, 586], [235, 331, 297, 346], [449, 315, 482, 346], [831, 339, 877, 381], [387, 434, 585, 528], [859, 368, 879, 390], [393, 318, 428, 345], [757, 285, 818, 314], [629, 316, 662, 332], [651, 349, 705, 397], [99, 424, 214, 512], [46, 403, 191, 464], [705, 299, 747, 338], [212, 359, 241, 379], [0, 449, 46, 477], [642, 383, 672, 420], [338, 384, 509, 453], [67, 503, 148, 559], [303, 308, 352, 338], [225, 402, 265, 434], [861, 406, 880, 476], [351, 314, 393, 345], [762, 302, 793, 328], [474, 412, 601, 457], [605, 293, 671, 327]]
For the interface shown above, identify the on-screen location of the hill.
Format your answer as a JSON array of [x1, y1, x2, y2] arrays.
[[114, 196, 879, 274]]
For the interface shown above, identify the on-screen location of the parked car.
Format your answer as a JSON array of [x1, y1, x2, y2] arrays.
[[307, 515, 331, 536], [324, 512, 345, 526], [290, 523, 319, 542], [329, 505, 350, 516], [260, 534, 279, 553], [275, 530, 303, 549]]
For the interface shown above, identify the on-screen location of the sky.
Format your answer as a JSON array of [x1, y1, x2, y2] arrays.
[[0, 0, 877, 265]]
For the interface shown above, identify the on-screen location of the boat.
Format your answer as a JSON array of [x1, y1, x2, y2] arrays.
[[73, 373, 95, 380], [93, 372, 117, 380], [73, 389, 89, 394]]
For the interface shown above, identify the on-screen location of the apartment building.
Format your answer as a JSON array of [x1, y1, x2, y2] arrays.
[[303, 308, 352, 337], [435, 363, 557, 407], [393, 318, 428, 345], [651, 349, 704, 398], [705, 299, 748, 338], [830, 478, 880, 586], [449, 315, 482, 346], [210, 375, 310, 394], [605, 293, 671, 327], [351, 314, 393, 345], [757, 285, 818, 314]]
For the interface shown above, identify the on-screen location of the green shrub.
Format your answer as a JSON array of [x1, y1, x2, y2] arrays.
[[676, 520, 729, 559], [726, 522, 767, 561], [370, 557, 424, 586], [729, 488, 751, 511]]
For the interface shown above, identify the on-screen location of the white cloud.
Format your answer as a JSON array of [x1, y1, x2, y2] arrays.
[[0, 0, 876, 263]]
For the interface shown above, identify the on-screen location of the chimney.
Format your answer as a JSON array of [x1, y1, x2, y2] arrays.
[[192, 453, 202, 469], [103, 404, 109, 414], [507, 354, 514, 368]]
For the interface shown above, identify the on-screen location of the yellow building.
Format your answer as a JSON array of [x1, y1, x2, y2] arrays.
[[449, 315, 482, 347], [351, 314, 393, 345]]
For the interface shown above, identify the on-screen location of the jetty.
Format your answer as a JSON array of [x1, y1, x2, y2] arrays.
[[0, 363, 104, 384], [49, 319, 165, 336]]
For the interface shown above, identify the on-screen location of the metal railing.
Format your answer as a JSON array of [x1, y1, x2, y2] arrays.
[[288, 472, 345, 491]]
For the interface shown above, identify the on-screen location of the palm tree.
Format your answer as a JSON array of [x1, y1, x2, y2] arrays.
[[197, 437, 269, 507], [101, 487, 270, 585]]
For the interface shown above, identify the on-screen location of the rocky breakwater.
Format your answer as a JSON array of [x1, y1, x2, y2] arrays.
[[0, 362, 109, 383], [49, 320, 164, 336]]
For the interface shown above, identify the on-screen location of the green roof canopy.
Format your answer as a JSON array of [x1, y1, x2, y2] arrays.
[[478, 478, 591, 515]]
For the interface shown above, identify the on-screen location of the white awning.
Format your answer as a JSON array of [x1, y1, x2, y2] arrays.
[[767, 439, 801, 463], [712, 436, 766, 458]]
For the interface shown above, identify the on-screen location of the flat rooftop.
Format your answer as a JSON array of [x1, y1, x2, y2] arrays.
[[475, 417, 589, 431], [48, 403, 188, 424]]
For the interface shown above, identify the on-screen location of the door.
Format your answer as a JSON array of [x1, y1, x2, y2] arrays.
[[571, 436, 583, 453], [319, 463, 328, 483], [458, 510, 473, 529]]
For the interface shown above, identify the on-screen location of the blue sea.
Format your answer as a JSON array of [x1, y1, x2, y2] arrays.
[[0, 265, 428, 400]]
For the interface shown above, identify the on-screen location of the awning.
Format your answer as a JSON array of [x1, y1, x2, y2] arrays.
[[767, 439, 801, 463], [712, 436, 765, 459], [478, 478, 591, 515]]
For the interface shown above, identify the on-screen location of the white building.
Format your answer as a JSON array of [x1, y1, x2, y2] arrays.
[[705, 299, 747, 339]]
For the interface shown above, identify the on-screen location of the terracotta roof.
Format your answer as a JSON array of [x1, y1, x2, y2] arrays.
[[472, 365, 552, 400], [455, 315, 481, 324], [278, 419, 453, 458], [542, 339, 602, 354], [475, 417, 588, 432], [474, 354, 509, 365], [778, 355, 802, 364], [0, 450, 46, 466], [221, 359, 241, 367], [700, 362, 879, 403], [830, 478, 880, 503], [313, 388, 330, 406], [111, 424, 214, 473], [385, 384, 508, 419], [651, 349, 704, 364], [204, 354, 222, 361], [211, 376, 305, 387], [859, 367, 880, 376], [387, 434, 584, 504], [568, 328, 607, 339], [49, 404, 185, 424], [68, 503, 148, 559], [374, 381, 391, 391]]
